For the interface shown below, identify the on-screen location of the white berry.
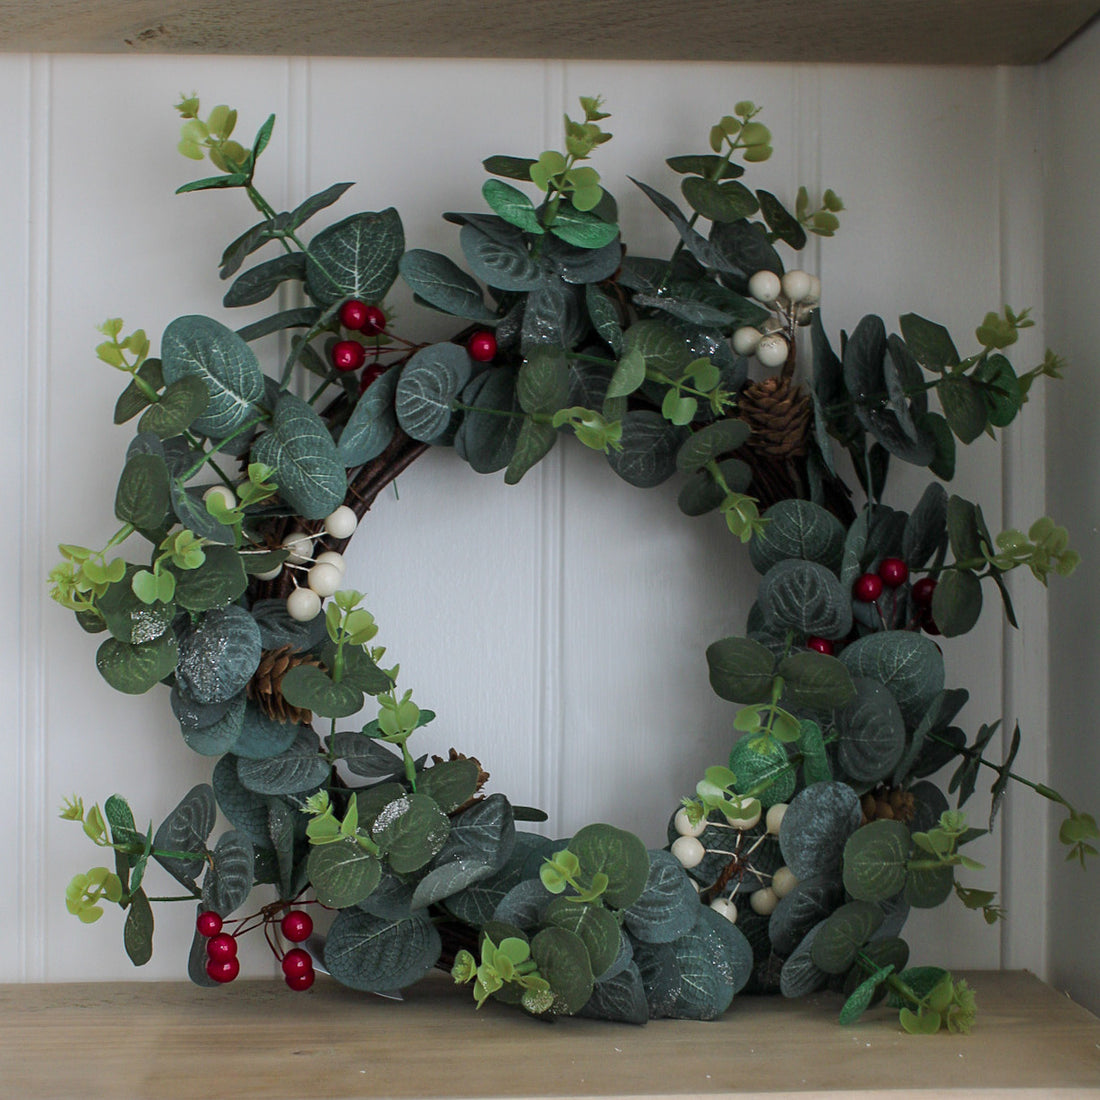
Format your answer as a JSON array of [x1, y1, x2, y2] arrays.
[[709, 897, 738, 923], [750, 887, 779, 916], [282, 531, 314, 565], [804, 274, 822, 305], [732, 326, 763, 356], [307, 562, 342, 598], [756, 334, 789, 369], [253, 562, 284, 582], [781, 270, 812, 304], [772, 866, 798, 899], [314, 550, 347, 577], [674, 808, 707, 838], [748, 270, 782, 303], [671, 836, 706, 869], [286, 587, 321, 622], [202, 484, 237, 510], [765, 803, 788, 835], [324, 506, 358, 540], [723, 802, 762, 831]]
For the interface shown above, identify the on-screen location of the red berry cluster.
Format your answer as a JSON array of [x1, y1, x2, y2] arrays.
[[195, 908, 316, 991], [850, 557, 940, 634], [332, 299, 388, 377]]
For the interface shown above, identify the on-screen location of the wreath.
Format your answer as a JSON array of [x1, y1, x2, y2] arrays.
[[53, 94, 1093, 1033]]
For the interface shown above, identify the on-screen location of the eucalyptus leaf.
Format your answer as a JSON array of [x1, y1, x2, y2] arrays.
[[769, 873, 845, 954], [706, 635, 776, 704], [505, 418, 557, 485], [902, 482, 949, 569], [606, 411, 686, 488], [305, 209, 404, 306], [545, 897, 621, 978], [931, 569, 983, 637], [399, 249, 497, 322], [675, 419, 750, 472], [777, 651, 855, 711], [114, 452, 171, 530], [779, 922, 830, 998], [394, 342, 472, 443], [835, 677, 907, 785], [308, 840, 382, 907], [749, 499, 846, 575], [779, 782, 862, 882], [337, 364, 399, 467], [224, 252, 307, 308], [371, 794, 451, 874], [114, 359, 164, 424], [460, 223, 542, 291], [810, 901, 883, 974], [840, 632, 945, 727], [759, 559, 852, 640], [212, 756, 275, 848], [236, 728, 329, 795], [842, 819, 911, 902], [175, 606, 261, 706], [232, 700, 298, 760], [531, 926, 595, 1014], [568, 823, 650, 910], [123, 889, 154, 966], [579, 963, 649, 1025], [96, 632, 178, 695], [137, 376, 209, 440], [622, 849, 700, 944], [324, 908, 441, 993], [152, 784, 215, 885], [172, 545, 247, 613], [201, 830, 255, 916], [177, 690, 246, 756]]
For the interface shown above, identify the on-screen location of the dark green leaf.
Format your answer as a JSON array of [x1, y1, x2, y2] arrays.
[[974, 354, 1022, 427], [337, 365, 399, 468], [842, 819, 911, 902], [680, 176, 758, 223], [778, 782, 861, 882], [779, 922, 830, 998], [938, 376, 987, 443], [324, 908, 441, 992], [505, 418, 557, 485], [394, 342, 472, 442], [482, 179, 543, 234], [835, 677, 907, 785], [606, 411, 686, 488], [232, 701, 297, 760], [665, 154, 744, 179], [579, 963, 649, 1025], [202, 830, 254, 916], [371, 793, 451, 874], [286, 182, 354, 231], [931, 568, 983, 637], [811, 901, 883, 974], [769, 874, 845, 955], [568, 823, 650, 909], [548, 207, 619, 249], [778, 651, 855, 711], [459, 223, 542, 291], [757, 190, 807, 249], [531, 926, 595, 1014], [236, 306, 322, 343], [305, 209, 404, 306], [902, 482, 949, 569], [482, 155, 536, 181], [236, 728, 329, 795], [622, 850, 699, 945], [839, 964, 895, 1025], [749, 499, 847, 575], [417, 758, 480, 814], [330, 731, 405, 778], [153, 784, 215, 885], [223, 252, 307, 308], [759, 559, 853, 640], [308, 840, 382, 907], [899, 314, 959, 372], [212, 756, 274, 848], [96, 632, 178, 695], [840, 631, 945, 727], [175, 606, 262, 706], [545, 898, 621, 978], [905, 863, 954, 908], [115, 452, 170, 529], [706, 635, 776, 704], [123, 889, 154, 966], [136, 376, 209, 440], [172, 545, 247, 613], [920, 411, 956, 480], [114, 359, 164, 424], [675, 419, 750, 472], [176, 172, 248, 194], [97, 576, 173, 645]]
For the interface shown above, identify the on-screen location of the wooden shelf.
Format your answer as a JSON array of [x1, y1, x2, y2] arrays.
[[3, 970, 1099, 1099], [1, 1, 1098, 64]]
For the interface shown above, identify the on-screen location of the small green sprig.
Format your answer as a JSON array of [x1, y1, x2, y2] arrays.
[[96, 318, 154, 396], [203, 462, 280, 546], [551, 406, 623, 452], [131, 529, 208, 605], [708, 101, 773, 162], [981, 519, 1080, 585], [683, 764, 761, 828], [301, 790, 380, 855], [795, 186, 845, 238], [452, 935, 551, 1011], [530, 96, 612, 215], [49, 540, 128, 616], [65, 867, 123, 924], [175, 95, 248, 173], [539, 848, 609, 904]]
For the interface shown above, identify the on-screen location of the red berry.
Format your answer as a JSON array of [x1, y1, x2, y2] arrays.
[[467, 331, 497, 362], [806, 636, 835, 656], [280, 911, 314, 943], [332, 340, 366, 372], [196, 911, 223, 938], [877, 557, 909, 588], [339, 299, 370, 330], [286, 969, 316, 992], [206, 956, 240, 984], [358, 363, 386, 394], [359, 305, 387, 335], [281, 948, 313, 979], [853, 573, 884, 603], [912, 576, 937, 607], [206, 932, 238, 962]]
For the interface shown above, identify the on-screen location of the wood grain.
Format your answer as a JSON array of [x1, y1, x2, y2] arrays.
[[2, 971, 1098, 1099], [0, 1, 1097, 63]]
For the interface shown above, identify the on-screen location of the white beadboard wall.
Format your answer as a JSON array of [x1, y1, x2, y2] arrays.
[[0, 54, 1073, 990]]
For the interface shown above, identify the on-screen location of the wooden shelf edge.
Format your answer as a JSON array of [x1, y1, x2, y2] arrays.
[[1, 1, 1098, 65]]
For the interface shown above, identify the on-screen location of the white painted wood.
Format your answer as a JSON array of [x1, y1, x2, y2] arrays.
[[1043, 17, 1100, 1016], [0, 53, 1066, 986]]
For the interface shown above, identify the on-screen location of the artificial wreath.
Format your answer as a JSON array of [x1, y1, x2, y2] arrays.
[[53, 94, 1093, 1033]]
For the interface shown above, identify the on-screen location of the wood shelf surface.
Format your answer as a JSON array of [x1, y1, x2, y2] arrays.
[[0, 1, 1098, 64], [2, 969, 1098, 1099]]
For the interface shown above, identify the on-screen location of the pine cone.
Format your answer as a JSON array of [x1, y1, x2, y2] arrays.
[[738, 376, 812, 459], [246, 645, 321, 726], [860, 786, 917, 827]]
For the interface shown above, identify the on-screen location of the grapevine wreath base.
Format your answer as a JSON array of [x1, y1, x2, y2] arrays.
[[54, 95, 1093, 1033]]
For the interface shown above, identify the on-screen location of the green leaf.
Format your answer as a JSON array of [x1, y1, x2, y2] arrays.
[[114, 452, 170, 530], [400, 249, 497, 322], [456, 367, 522, 474], [482, 155, 537, 181], [252, 113, 275, 159], [337, 364, 399, 467], [175, 172, 249, 194], [223, 252, 307, 308], [549, 207, 619, 249], [285, 182, 354, 232], [777, 651, 855, 711], [665, 154, 744, 179], [606, 411, 686, 488], [921, 411, 956, 480], [236, 728, 329, 795], [606, 348, 646, 400], [152, 784, 215, 885], [531, 926, 595, 1014], [161, 315, 265, 439], [585, 283, 623, 354], [98, 576, 174, 644], [902, 482, 949, 570], [517, 348, 569, 416], [706, 635, 776, 704], [251, 392, 346, 520], [394, 342, 472, 443], [324, 908, 441, 993], [545, 898, 621, 978], [840, 631, 945, 727], [839, 964, 895, 1025], [676, 418, 750, 472], [931, 569, 983, 637], [460, 223, 542, 291], [371, 794, 451, 874], [231, 700, 297, 760], [749, 499, 847, 575], [308, 840, 382, 907], [899, 314, 959, 372], [757, 190, 807, 249], [136, 376, 209, 440], [835, 678, 907, 785], [779, 923, 830, 999], [938, 376, 987, 443], [172, 546, 247, 613], [212, 756, 273, 848], [337, 645, 394, 696], [974, 354, 1022, 427], [482, 179, 543, 234], [811, 901, 884, 974], [123, 889, 154, 966], [568, 823, 650, 909], [505, 419, 557, 485], [280, 665, 359, 720], [759, 559, 853, 640], [175, 606, 261, 706], [905, 862, 955, 908], [946, 495, 987, 563], [778, 782, 861, 881], [114, 359, 164, 424], [96, 632, 178, 695], [621, 849, 700, 945], [236, 307, 323, 343], [677, 458, 749, 517], [202, 830, 254, 916], [900, 1006, 943, 1035], [681, 176, 759, 223], [305, 209, 404, 306], [417, 758, 480, 814], [842, 819, 911, 902]]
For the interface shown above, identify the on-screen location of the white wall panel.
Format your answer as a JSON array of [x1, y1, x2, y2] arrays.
[[1, 53, 1058, 984]]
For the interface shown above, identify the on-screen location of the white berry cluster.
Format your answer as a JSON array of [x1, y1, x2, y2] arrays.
[[246, 504, 359, 622], [732, 268, 821, 370], [670, 801, 800, 926]]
